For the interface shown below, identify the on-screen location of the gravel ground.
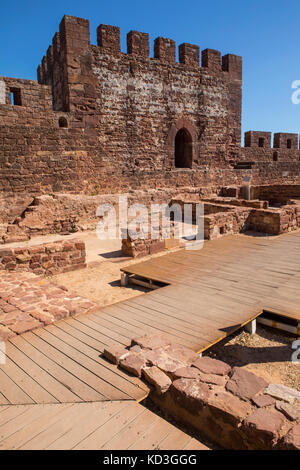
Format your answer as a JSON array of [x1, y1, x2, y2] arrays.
[[206, 324, 300, 391]]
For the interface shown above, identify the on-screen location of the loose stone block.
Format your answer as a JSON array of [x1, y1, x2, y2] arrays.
[[119, 353, 147, 377], [170, 378, 212, 413], [143, 366, 172, 394], [173, 366, 201, 380], [103, 344, 130, 365], [275, 401, 300, 421], [252, 395, 276, 408], [165, 344, 199, 365], [243, 408, 286, 449], [226, 367, 268, 400], [192, 356, 231, 376], [131, 334, 171, 350], [264, 383, 300, 404], [282, 423, 300, 450]]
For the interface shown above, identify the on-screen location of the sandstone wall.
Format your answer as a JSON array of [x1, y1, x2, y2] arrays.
[[0, 15, 300, 226], [104, 334, 300, 450], [0, 239, 86, 276]]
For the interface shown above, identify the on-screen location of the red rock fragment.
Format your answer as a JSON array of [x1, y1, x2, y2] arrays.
[[103, 344, 130, 365], [131, 334, 171, 350], [143, 366, 172, 394], [226, 367, 268, 401], [192, 356, 231, 376], [119, 353, 147, 377]]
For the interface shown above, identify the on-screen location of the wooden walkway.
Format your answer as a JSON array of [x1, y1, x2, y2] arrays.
[[121, 231, 300, 348], [0, 231, 299, 449], [0, 401, 207, 450]]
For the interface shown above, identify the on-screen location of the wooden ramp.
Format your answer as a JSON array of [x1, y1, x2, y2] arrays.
[[121, 231, 300, 344], [0, 401, 207, 450], [0, 327, 150, 406], [1, 231, 299, 411], [0, 231, 299, 449]]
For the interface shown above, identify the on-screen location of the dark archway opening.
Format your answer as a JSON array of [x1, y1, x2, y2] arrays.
[[59, 117, 68, 128], [174, 128, 192, 168]]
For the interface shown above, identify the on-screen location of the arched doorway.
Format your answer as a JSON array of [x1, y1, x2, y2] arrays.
[[175, 128, 192, 168]]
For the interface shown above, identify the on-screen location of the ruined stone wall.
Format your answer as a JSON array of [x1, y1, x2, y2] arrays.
[[0, 238, 86, 276]]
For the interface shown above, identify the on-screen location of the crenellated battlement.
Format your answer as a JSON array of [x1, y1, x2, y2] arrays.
[[37, 15, 242, 86], [245, 131, 299, 149], [0, 14, 299, 214]]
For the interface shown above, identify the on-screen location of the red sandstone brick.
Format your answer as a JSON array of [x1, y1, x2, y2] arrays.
[[226, 367, 268, 401], [143, 366, 172, 394], [103, 344, 130, 365], [119, 353, 147, 377], [192, 356, 231, 376]]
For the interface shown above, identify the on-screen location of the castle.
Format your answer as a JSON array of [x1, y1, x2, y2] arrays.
[[0, 15, 300, 236]]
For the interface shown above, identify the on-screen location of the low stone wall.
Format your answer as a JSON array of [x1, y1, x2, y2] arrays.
[[251, 184, 300, 204], [204, 208, 252, 240], [122, 237, 167, 258], [104, 334, 300, 450], [249, 204, 300, 235], [0, 239, 86, 276], [121, 216, 180, 258]]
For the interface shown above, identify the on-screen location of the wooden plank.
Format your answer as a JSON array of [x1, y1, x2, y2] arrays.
[[20, 332, 109, 402], [0, 404, 73, 450], [0, 369, 34, 405], [9, 336, 104, 403], [4, 341, 81, 403], [33, 326, 148, 401], [128, 413, 180, 450], [20, 403, 100, 450], [101, 408, 158, 450], [45, 402, 124, 450], [0, 356, 58, 404], [74, 402, 144, 450]]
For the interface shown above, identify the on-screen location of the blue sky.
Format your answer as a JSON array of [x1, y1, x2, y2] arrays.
[[1, 0, 299, 140]]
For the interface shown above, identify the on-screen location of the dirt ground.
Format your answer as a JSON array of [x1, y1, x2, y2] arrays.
[[207, 326, 300, 391], [51, 232, 176, 307]]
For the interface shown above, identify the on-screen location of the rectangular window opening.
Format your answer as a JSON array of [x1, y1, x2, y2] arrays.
[[258, 137, 265, 148], [10, 88, 22, 106]]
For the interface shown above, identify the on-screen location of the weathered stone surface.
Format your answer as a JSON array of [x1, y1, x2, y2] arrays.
[[173, 366, 200, 380], [131, 334, 171, 350], [146, 349, 185, 376], [130, 345, 142, 353], [119, 353, 146, 377], [198, 372, 227, 387], [192, 356, 231, 376], [275, 401, 300, 421], [165, 344, 199, 365], [264, 384, 300, 404], [243, 408, 285, 448], [9, 318, 42, 334], [170, 378, 211, 413], [226, 367, 268, 400], [208, 390, 251, 424], [103, 344, 130, 365], [282, 423, 300, 450], [0, 325, 15, 341], [143, 366, 172, 394], [252, 395, 276, 408]]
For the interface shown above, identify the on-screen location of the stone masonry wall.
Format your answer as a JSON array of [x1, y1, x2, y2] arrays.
[[104, 334, 300, 450], [0, 239, 86, 276], [0, 15, 299, 226]]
